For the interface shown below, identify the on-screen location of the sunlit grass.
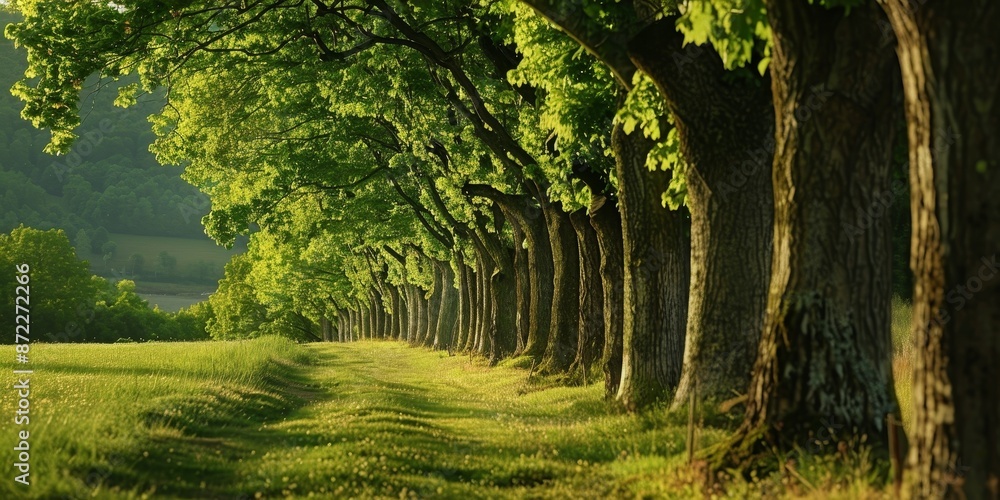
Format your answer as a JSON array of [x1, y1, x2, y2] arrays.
[[1, 315, 919, 499], [0, 336, 312, 499], [890, 296, 914, 435]]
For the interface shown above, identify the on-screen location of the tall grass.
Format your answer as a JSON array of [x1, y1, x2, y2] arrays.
[[0, 336, 310, 499], [890, 296, 914, 434]]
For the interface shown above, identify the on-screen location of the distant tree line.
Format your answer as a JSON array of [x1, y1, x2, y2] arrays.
[[0, 226, 210, 343]]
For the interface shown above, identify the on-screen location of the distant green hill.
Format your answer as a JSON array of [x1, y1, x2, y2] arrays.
[[0, 11, 213, 241]]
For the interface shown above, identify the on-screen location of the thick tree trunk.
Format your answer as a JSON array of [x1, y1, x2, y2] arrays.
[[463, 186, 554, 359], [416, 286, 429, 346], [424, 265, 442, 347], [539, 203, 581, 374], [406, 284, 419, 344], [628, 19, 775, 408], [590, 196, 625, 398], [613, 121, 691, 410], [434, 262, 458, 350], [476, 258, 494, 356], [726, 2, 900, 459], [569, 208, 604, 382], [879, 1, 1000, 497], [490, 264, 518, 362], [389, 285, 405, 340], [511, 220, 532, 355], [347, 305, 357, 342]]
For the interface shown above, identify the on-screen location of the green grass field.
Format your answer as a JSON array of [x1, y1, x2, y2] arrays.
[[0, 333, 911, 499]]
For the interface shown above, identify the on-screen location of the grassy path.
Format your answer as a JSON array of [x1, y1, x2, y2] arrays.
[[201, 342, 700, 499], [3, 338, 896, 498]]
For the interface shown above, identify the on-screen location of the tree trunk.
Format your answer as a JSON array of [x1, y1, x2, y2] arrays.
[[348, 305, 357, 342], [389, 285, 404, 340], [463, 186, 554, 359], [476, 258, 494, 356], [569, 207, 604, 383], [424, 264, 442, 347], [434, 262, 458, 350], [613, 121, 691, 410], [627, 18, 775, 408], [416, 286, 429, 347], [539, 203, 580, 374], [511, 220, 532, 355], [456, 263, 473, 351], [590, 196, 625, 398], [463, 266, 479, 352], [406, 284, 419, 344], [336, 310, 345, 342], [727, 2, 900, 459], [879, 1, 1000, 497]]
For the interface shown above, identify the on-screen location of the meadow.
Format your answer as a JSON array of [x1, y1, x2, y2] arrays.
[[0, 298, 915, 499]]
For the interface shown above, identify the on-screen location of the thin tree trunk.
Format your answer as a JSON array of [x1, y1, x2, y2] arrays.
[[880, 1, 1000, 497], [569, 207, 604, 382], [456, 263, 472, 351], [463, 265, 480, 352], [347, 306, 357, 342], [613, 121, 691, 410], [727, 2, 900, 460], [590, 196, 625, 398]]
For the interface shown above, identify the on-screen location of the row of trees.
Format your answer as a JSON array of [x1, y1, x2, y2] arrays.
[[7, 0, 997, 496]]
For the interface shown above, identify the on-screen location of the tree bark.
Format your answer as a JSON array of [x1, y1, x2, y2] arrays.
[[463, 185, 554, 359], [511, 219, 532, 355], [424, 264, 442, 347], [433, 261, 458, 350], [879, 1, 1000, 497], [569, 207, 604, 382], [726, 2, 901, 460], [476, 257, 494, 356], [416, 285, 429, 346], [590, 196, 625, 398], [347, 305, 357, 342], [613, 122, 691, 410], [405, 284, 419, 344], [627, 19, 775, 408], [390, 285, 405, 340], [456, 263, 473, 351], [538, 203, 581, 374]]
